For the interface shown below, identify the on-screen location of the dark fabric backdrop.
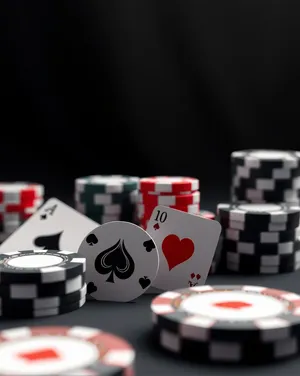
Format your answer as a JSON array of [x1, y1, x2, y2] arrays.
[[1, 0, 300, 199]]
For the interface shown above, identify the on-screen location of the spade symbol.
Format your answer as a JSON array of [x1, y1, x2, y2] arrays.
[[86, 234, 98, 246], [143, 239, 155, 252], [40, 214, 47, 220], [34, 232, 63, 250], [94, 239, 135, 283]]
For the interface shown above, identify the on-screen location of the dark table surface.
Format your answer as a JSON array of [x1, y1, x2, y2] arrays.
[[1, 195, 300, 375]]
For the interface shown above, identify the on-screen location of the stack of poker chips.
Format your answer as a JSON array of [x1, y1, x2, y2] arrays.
[[74, 175, 139, 224], [231, 150, 300, 204], [217, 203, 300, 274], [0, 249, 86, 318], [0, 182, 44, 243], [136, 176, 200, 229], [0, 326, 135, 375], [151, 284, 300, 364]]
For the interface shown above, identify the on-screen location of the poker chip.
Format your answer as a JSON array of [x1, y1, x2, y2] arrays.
[[0, 250, 86, 284], [0, 183, 45, 244], [137, 203, 200, 219], [0, 274, 85, 299], [0, 326, 135, 375], [226, 260, 300, 274], [224, 227, 300, 243], [0, 283, 87, 310], [151, 285, 300, 343], [0, 297, 86, 318], [222, 237, 300, 255], [230, 150, 300, 203], [138, 191, 200, 206], [139, 176, 199, 194], [75, 176, 139, 224], [79, 221, 159, 302], [217, 203, 300, 229], [153, 325, 300, 364]]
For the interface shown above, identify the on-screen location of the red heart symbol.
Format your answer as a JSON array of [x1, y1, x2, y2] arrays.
[[162, 234, 195, 271]]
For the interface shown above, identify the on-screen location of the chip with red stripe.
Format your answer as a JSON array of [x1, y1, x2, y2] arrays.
[[139, 176, 199, 194]]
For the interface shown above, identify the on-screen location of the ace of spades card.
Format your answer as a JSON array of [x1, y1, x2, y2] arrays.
[[0, 198, 99, 253], [146, 205, 221, 291], [78, 221, 159, 302]]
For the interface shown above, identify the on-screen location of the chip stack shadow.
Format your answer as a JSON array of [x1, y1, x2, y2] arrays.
[[0, 183, 44, 243], [0, 249, 86, 318], [74, 175, 139, 224], [217, 203, 300, 274]]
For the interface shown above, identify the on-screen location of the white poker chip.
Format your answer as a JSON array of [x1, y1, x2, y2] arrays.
[[151, 285, 300, 343], [0, 249, 86, 284], [139, 176, 199, 194], [0, 326, 135, 375], [78, 221, 159, 302]]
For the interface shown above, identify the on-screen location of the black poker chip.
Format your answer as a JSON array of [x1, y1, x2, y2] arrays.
[[224, 227, 300, 243]]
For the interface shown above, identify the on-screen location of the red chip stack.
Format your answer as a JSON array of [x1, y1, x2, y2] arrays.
[[137, 176, 200, 230]]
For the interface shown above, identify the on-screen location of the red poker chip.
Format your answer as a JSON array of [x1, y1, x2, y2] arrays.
[[0, 326, 135, 375], [138, 191, 200, 206], [197, 210, 216, 220], [139, 176, 199, 194], [0, 183, 44, 203], [0, 198, 43, 214]]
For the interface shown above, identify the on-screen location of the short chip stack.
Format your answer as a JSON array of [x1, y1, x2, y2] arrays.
[[231, 150, 300, 204], [74, 175, 139, 224], [217, 203, 300, 274], [0, 325, 135, 375], [151, 285, 300, 364], [0, 249, 86, 318], [0, 182, 44, 243], [137, 176, 200, 229]]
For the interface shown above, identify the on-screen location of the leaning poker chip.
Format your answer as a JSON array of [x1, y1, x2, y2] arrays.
[[217, 203, 300, 228], [0, 326, 135, 375], [75, 175, 139, 194], [222, 237, 300, 256], [0, 249, 86, 284], [152, 325, 300, 364], [0, 283, 87, 311], [232, 162, 300, 180], [151, 285, 300, 343], [224, 227, 300, 243], [138, 191, 200, 206], [139, 176, 199, 194], [231, 150, 300, 169], [0, 274, 85, 299], [0, 296, 86, 318]]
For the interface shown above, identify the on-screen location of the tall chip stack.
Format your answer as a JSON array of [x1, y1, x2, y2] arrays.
[[74, 175, 139, 224], [151, 285, 300, 364], [0, 182, 44, 243], [230, 150, 300, 204], [0, 249, 87, 318], [217, 203, 300, 274], [137, 176, 200, 230]]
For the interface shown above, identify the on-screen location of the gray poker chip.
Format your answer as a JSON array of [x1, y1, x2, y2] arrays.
[[153, 325, 300, 364], [0, 249, 86, 284], [151, 285, 300, 343], [217, 203, 300, 230]]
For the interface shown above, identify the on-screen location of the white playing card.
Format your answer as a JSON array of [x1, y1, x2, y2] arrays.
[[146, 205, 221, 291], [0, 198, 99, 253], [78, 221, 159, 302]]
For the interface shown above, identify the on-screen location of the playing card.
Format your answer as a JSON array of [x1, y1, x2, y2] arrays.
[[78, 221, 159, 302], [0, 198, 99, 253], [146, 205, 221, 291]]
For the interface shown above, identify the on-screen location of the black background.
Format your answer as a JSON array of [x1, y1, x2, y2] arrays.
[[2, 0, 300, 201], [2, 3, 300, 375]]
